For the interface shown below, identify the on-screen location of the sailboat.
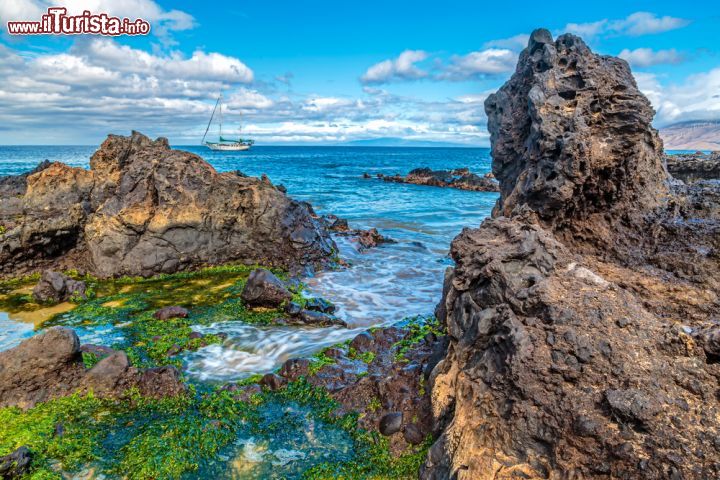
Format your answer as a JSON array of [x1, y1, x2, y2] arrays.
[[202, 94, 254, 151]]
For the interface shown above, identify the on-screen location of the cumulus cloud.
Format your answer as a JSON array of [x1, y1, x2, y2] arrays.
[[440, 49, 517, 81], [74, 38, 253, 83], [0, 39, 264, 143], [619, 48, 685, 68], [483, 34, 530, 51], [635, 69, 720, 126], [613, 12, 690, 36], [360, 50, 429, 84], [563, 12, 689, 39], [0, 40, 491, 145]]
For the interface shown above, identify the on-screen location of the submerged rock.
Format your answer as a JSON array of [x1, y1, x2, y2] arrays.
[[241, 268, 293, 308], [0, 327, 185, 409], [0, 131, 335, 278], [32, 270, 86, 303], [153, 305, 189, 320], [365, 167, 499, 192], [423, 29, 720, 479]]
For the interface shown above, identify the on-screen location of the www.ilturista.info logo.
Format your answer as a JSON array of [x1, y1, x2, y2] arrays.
[[6, 7, 150, 36]]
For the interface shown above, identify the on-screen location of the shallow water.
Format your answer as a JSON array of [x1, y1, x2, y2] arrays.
[[0, 145, 496, 379]]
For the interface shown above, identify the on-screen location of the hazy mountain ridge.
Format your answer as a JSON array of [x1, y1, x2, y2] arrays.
[[660, 120, 720, 150]]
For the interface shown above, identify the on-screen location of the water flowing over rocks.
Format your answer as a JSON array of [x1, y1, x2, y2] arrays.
[[423, 29, 720, 479], [0, 327, 185, 409], [365, 167, 500, 192], [0, 131, 335, 278]]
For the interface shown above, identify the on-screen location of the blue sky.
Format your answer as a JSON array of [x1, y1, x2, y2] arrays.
[[0, 0, 718, 145]]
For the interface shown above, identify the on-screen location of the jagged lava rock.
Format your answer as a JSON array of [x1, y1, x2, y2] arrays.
[[423, 29, 720, 480], [666, 151, 720, 183], [0, 131, 335, 277]]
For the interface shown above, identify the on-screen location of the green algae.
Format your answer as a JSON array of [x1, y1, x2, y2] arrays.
[[393, 315, 442, 362], [271, 379, 431, 480], [0, 264, 294, 369]]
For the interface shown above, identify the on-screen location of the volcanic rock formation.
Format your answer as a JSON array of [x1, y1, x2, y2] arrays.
[[423, 29, 720, 479], [367, 167, 500, 192], [0, 131, 335, 278], [666, 151, 720, 183]]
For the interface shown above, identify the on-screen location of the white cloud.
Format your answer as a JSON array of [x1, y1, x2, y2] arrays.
[[612, 12, 690, 36], [483, 33, 530, 51], [619, 48, 684, 68], [563, 12, 689, 39], [360, 50, 428, 84], [74, 38, 253, 83], [0, 41, 492, 145], [635, 69, 720, 126], [564, 20, 608, 38], [440, 48, 517, 81]]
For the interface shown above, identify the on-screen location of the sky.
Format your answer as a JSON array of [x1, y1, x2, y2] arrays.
[[0, 0, 718, 145]]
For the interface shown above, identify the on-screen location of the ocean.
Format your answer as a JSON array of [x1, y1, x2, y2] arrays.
[[0, 145, 497, 379]]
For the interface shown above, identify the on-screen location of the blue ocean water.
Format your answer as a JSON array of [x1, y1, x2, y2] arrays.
[[0, 145, 497, 378]]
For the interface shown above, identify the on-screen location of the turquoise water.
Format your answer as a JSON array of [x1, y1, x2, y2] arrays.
[[0, 145, 497, 379]]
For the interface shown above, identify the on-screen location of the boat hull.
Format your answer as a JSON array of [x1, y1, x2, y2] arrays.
[[204, 142, 251, 151]]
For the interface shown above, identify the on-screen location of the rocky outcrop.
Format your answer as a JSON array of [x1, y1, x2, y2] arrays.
[[32, 270, 87, 303], [241, 268, 293, 308], [424, 30, 720, 479], [366, 167, 499, 192], [666, 151, 720, 183], [0, 131, 335, 278], [0, 327, 185, 409]]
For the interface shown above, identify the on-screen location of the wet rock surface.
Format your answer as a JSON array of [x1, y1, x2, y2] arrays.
[[0, 446, 32, 479], [423, 30, 720, 480], [240, 268, 293, 308], [666, 151, 720, 183], [152, 305, 189, 320], [321, 215, 394, 253], [0, 327, 185, 409], [365, 167, 500, 192], [32, 270, 86, 303], [277, 321, 442, 455], [0, 131, 335, 278]]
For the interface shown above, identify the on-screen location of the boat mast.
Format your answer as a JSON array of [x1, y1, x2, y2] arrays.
[[218, 93, 223, 140], [201, 95, 221, 145]]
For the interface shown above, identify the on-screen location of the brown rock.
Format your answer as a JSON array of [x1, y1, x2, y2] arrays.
[[0, 327, 185, 409], [423, 29, 720, 480], [32, 270, 86, 303], [379, 412, 403, 436], [153, 306, 189, 320], [279, 358, 311, 380], [0, 131, 335, 277], [241, 268, 292, 308], [259, 373, 287, 391]]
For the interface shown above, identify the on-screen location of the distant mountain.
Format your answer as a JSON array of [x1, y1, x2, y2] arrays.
[[660, 120, 720, 151], [338, 137, 480, 148]]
